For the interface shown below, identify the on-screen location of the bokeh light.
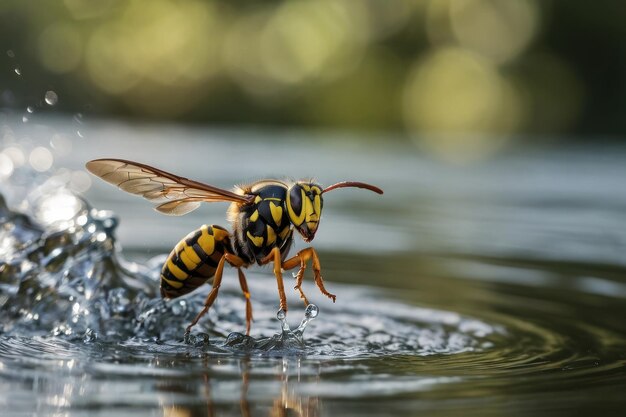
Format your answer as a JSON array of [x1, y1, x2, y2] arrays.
[[259, 0, 364, 85], [35, 192, 82, 226], [0, 153, 14, 179], [2, 146, 26, 167], [29, 147, 54, 172], [403, 47, 523, 162], [449, 0, 539, 64], [0, 0, 620, 153], [84, 0, 224, 115], [69, 170, 91, 193], [63, 0, 116, 20]]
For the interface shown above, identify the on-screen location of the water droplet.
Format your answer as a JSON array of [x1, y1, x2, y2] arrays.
[[22, 116, 28, 123], [44, 90, 58, 106], [294, 304, 319, 337], [26, 106, 34, 113], [224, 332, 255, 349], [276, 308, 291, 333], [76, 130, 83, 138], [7, 50, 15, 58], [305, 304, 319, 319], [184, 332, 210, 346], [74, 113, 83, 124], [108, 288, 130, 314], [84, 328, 97, 343], [14, 68, 21, 76]]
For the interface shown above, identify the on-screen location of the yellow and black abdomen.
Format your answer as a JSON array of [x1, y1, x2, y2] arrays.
[[160, 224, 231, 298]]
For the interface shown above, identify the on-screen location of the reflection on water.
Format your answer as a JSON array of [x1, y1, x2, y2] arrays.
[[1, 119, 626, 416]]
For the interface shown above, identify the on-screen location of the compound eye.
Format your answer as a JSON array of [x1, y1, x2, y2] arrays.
[[313, 194, 321, 215], [310, 185, 323, 212], [288, 185, 303, 218]]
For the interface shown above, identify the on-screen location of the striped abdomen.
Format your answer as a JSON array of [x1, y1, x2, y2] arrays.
[[160, 224, 231, 298]]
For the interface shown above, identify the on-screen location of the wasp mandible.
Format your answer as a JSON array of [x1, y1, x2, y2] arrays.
[[86, 159, 383, 335]]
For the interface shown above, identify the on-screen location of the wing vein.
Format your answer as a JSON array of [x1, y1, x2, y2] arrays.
[[86, 158, 252, 216]]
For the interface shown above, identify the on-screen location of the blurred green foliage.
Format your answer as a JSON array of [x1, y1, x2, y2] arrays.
[[1, 1, 625, 158]]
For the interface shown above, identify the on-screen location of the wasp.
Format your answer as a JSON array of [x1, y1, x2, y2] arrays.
[[86, 159, 383, 335]]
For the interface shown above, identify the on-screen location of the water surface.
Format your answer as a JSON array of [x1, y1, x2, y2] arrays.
[[1, 118, 626, 416]]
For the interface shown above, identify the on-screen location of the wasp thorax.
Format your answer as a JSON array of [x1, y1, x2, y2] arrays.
[[287, 182, 323, 242]]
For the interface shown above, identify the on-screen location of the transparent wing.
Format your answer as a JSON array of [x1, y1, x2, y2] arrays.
[[85, 158, 252, 216]]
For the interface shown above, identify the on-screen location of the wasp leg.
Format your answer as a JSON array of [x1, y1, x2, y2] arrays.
[[186, 254, 227, 334], [237, 268, 253, 336], [282, 247, 336, 303], [185, 253, 247, 335], [294, 267, 310, 306], [225, 253, 252, 335], [282, 254, 310, 306], [260, 247, 288, 313]]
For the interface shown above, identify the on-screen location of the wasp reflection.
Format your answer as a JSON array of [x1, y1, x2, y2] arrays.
[[159, 356, 321, 417]]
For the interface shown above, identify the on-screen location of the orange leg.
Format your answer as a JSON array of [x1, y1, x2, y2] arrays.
[[260, 247, 288, 313], [186, 254, 227, 334], [185, 253, 247, 334], [282, 247, 336, 304], [237, 268, 253, 336], [292, 264, 310, 306], [226, 253, 253, 335]]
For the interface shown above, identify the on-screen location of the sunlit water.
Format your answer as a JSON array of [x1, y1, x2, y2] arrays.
[[1, 118, 626, 416]]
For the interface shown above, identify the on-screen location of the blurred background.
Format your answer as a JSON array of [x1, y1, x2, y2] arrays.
[[1, 0, 625, 163]]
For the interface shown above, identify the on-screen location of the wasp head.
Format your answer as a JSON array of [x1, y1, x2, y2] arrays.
[[287, 182, 323, 242]]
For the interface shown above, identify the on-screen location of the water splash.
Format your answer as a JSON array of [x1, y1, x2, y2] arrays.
[[0, 190, 154, 338], [222, 305, 320, 354]]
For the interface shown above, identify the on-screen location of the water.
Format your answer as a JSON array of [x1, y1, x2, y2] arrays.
[[44, 91, 58, 107], [1, 118, 626, 416]]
